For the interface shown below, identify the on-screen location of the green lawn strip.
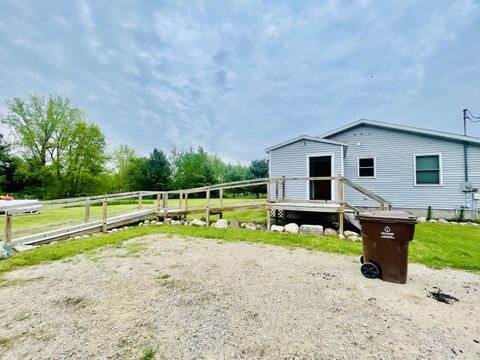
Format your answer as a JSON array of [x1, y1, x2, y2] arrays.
[[0, 223, 478, 277]]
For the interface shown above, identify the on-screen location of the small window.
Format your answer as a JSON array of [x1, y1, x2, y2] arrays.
[[358, 157, 375, 178], [415, 155, 441, 185]]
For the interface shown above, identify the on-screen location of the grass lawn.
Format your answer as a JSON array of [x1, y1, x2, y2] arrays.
[[0, 222, 478, 277]]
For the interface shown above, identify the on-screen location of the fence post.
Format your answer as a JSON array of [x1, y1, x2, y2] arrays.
[[219, 188, 223, 208], [179, 192, 183, 209], [138, 192, 143, 210], [266, 181, 271, 202], [4, 212, 12, 243], [102, 200, 108, 233], [281, 176, 286, 201], [380, 202, 385, 211], [206, 189, 211, 224], [184, 193, 188, 210], [337, 177, 344, 206], [85, 197, 90, 223], [156, 193, 161, 221], [163, 193, 168, 223]]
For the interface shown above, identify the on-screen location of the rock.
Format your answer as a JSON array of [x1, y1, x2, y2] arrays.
[[245, 223, 257, 231], [300, 224, 324, 235], [438, 219, 449, 224], [214, 219, 229, 229], [92, 233, 102, 237], [111, 228, 118, 233], [191, 219, 206, 227], [271, 225, 284, 232], [240, 223, 246, 228], [470, 222, 479, 226], [338, 234, 345, 240], [449, 221, 458, 225], [344, 230, 360, 237], [150, 220, 157, 224], [13, 244, 38, 252], [256, 224, 266, 231], [229, 219, 240, 228], [284, 223, 299, 234], [0, 243, 14, 259], [81, 234, 90, 238], [323, 228, 338, 236], [73, 236, 82, 240], [417, 217, 427, 223], [165, 218, 172, 224], [458, 222, 467, 226], [428, 219, 437, 223], [144, 220, 150, 225], [348, 235, 362, 242]]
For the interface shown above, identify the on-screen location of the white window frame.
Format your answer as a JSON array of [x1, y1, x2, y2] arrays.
[[357, 156, 376, 179], [413, 153, 443, 186]]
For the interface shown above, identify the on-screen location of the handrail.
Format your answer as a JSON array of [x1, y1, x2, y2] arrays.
[[341, 177, 393, 207]]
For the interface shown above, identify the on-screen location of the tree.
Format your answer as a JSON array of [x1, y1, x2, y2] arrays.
[[171, 147, 218, 190], [139, 149, 171, 190], [1, 95, 109, 197], [248, 158, 269, 179], [111, 145, 139, 192]]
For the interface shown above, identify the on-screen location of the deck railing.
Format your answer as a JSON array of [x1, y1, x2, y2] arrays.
[[1, 176, 392, 245]]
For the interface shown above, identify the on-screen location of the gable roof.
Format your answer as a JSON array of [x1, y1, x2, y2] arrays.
[[320, 118, 480, 145], [265, 135, 347, 153]]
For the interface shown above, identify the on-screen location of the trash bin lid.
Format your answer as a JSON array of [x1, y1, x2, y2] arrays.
[[357, 210, 417, 224]]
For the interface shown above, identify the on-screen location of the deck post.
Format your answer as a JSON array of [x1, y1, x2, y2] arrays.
[[179, 192, 183, 210], [380, 202, 385, 211], [185, 193, 188, 210], [339, 212, 344, 236], [85, 197, 90, 223], [138, 192, 143, 210], [275, 179, 279, 201], [4, 212, 12, 243], [281, 176, 286, 201], [206, 189, 211, 225], [266, 181, 270, 202], [266, 206, 271, 230], [219, 188, 223, 219], [338, 177, 345, 236], [102, 200, 108, 233]]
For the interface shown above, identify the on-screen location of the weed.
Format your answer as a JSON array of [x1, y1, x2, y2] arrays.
[[139, 347, 157, 360]]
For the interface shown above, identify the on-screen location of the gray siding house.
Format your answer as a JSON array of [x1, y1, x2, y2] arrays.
[[266, 119, 480, 218]]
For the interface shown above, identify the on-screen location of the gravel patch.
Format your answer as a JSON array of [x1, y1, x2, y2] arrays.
[[0, 234, 479, 359]]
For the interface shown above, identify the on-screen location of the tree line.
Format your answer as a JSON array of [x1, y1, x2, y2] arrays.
[[0, 95, 268, 199]]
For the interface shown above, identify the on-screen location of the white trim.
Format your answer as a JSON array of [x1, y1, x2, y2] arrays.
[[265, 135, 347, 153], [341, 146, 345, 177], [320, 118, 480, 145], [413, 153, 443, 187], [357, 156, 376, 179], [305, 153, 335, 201]]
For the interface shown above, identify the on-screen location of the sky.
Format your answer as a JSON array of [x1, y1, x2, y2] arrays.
[[0, 0, 479, 163]]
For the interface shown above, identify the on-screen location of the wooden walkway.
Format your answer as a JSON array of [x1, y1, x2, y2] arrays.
[[2, 176, 393, 247]]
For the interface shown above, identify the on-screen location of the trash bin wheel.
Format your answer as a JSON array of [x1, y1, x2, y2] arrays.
[[360, 255, 364, 264], [361, 262, 380, 279]]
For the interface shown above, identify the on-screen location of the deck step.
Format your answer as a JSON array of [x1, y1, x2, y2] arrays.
[[345, 213, 361, 230]]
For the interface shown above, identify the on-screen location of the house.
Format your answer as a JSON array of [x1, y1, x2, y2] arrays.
[[266, 119, 480, 219]]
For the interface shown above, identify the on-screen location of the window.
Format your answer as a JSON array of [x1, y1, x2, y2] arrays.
[[358, 157, 375, 178], [415, 154, 441, 185]]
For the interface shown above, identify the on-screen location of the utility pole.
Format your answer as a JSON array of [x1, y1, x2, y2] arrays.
[[463, 109, 468, 182]]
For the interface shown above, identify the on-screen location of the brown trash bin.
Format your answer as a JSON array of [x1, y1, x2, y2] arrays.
[[356, 211, 417, 284]]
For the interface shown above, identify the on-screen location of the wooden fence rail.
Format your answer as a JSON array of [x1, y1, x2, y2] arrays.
[[1, 176, 393, 246]]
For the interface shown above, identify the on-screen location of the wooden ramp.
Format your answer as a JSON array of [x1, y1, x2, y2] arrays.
[[3, 176, 392, 247]]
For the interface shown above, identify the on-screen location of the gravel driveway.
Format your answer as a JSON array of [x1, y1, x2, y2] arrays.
[[0, 234, 479, 359]]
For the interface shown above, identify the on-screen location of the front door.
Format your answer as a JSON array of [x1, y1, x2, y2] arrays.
[[309, 156, 332, 200]]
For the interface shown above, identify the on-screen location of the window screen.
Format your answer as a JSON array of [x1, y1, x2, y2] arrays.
[[358, 158, 375, 177], [415, 155, 440, 184]]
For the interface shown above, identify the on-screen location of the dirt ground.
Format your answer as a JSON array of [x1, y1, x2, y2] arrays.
[[0, 234, 479, 360]]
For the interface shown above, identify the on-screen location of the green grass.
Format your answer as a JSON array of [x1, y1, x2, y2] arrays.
[[0, 223, 478, 278], [139, 348, 157, 360]]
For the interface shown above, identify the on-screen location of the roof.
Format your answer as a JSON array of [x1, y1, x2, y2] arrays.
[[320, 118, 480, 145], [265, 135, 347, 153]]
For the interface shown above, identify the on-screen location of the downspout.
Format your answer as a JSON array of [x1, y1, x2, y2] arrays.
[[463, 109, 469, 182]]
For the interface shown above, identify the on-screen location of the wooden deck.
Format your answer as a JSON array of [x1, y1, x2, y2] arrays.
[[2, 176, 393, 247]]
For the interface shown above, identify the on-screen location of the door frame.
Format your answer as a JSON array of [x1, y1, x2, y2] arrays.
[[305, 153, 335, 201]]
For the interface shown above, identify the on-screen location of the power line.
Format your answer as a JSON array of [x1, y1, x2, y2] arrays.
[[466, 109, 480, 121]]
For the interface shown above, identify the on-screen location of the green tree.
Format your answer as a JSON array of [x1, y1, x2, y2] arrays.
[[1, 95, 109, 197], [171, 147, 218, 190], [247, 158, 269, 198], [111, 144, 139, 192], [139, 149, 171, 190]]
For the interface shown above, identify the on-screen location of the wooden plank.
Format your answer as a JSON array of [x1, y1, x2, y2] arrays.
[[275, 180, 279, 201], [337, 178, 344, 206], [281, 176, 286, 200], [102, 200, 108, 233], [206, 189, 211, 224], [85, 197, 90, 223], [138, 192, 143, 210], [4, 212, 12, 243], [266, 206, 271, 230], [339, 212, 344, 236]]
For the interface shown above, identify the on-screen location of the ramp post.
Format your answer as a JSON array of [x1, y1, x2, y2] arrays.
[[206, 189, 211, 225], [85, 197, 90, 223], [4, 212, 12, 243], [102, 200, 108, 233], [138, 192, 143, 210]]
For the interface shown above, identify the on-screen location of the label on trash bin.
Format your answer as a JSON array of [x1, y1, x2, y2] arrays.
[[380, 226, 395, 240]]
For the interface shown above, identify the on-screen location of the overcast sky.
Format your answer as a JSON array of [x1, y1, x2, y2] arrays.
[[1, 0, 479, 163]]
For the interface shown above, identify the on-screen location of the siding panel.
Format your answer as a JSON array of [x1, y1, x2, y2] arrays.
[[326, 125, 479, 210], [269, 140, 343, 200]]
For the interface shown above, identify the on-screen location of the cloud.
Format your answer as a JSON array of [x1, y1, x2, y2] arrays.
[[0, 0, 479, 162]]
